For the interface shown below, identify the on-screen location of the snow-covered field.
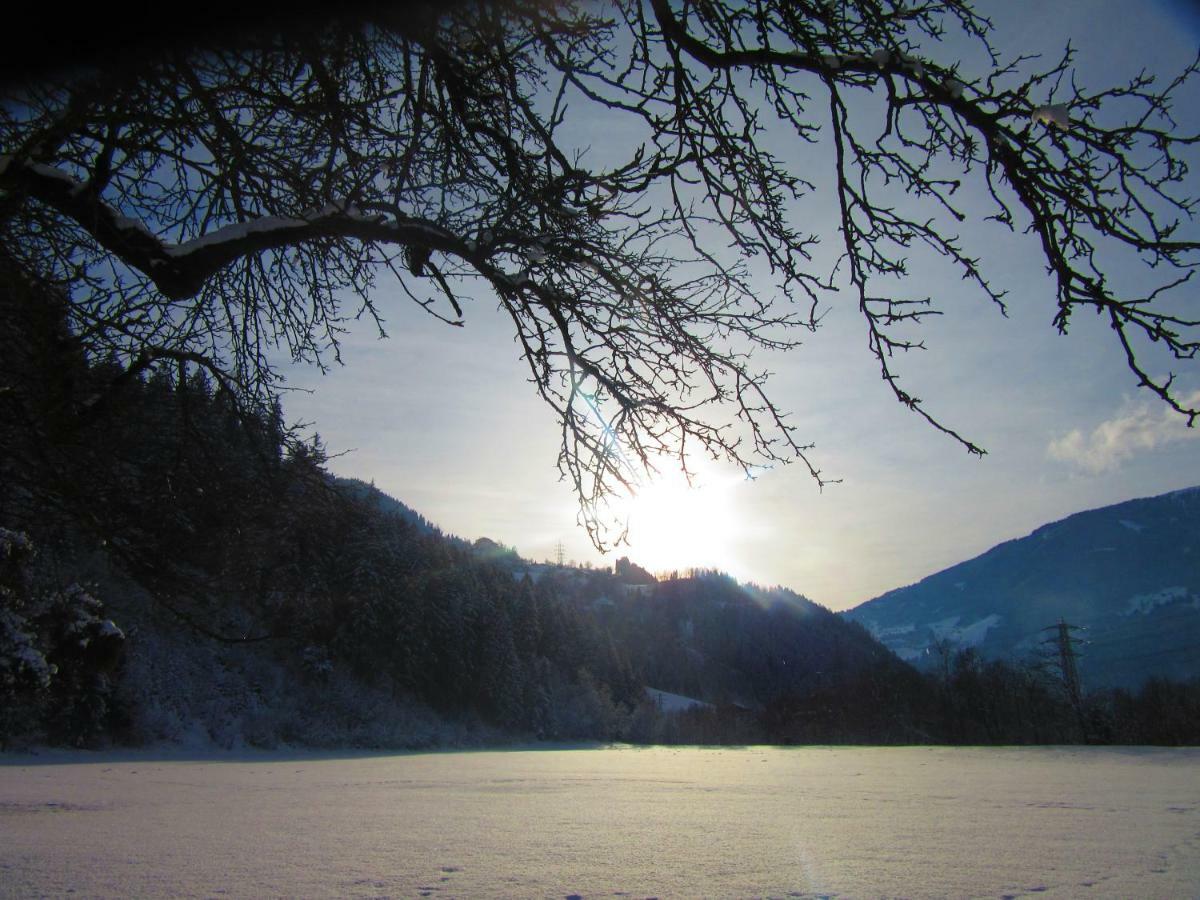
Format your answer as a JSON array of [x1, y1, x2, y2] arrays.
[[2, 745, 1197, 898]]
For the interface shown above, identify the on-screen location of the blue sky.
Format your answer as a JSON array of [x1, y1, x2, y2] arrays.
[[283, 0, 1200, 610]]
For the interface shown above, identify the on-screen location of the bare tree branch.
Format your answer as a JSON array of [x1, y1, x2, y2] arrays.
[[2, 0, 1197, 547]]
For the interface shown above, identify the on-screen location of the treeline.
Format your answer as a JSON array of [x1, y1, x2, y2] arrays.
[[0, 362, 643, 746], [0, 260, 641, 747], [632, 644, 1200, 747], [3, 259, 1197, 749]]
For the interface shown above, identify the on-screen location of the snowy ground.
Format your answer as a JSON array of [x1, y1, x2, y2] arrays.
[[1, 745, 1197, 898]]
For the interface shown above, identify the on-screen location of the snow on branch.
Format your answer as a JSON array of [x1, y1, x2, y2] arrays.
[[1, 157, 469, 299]]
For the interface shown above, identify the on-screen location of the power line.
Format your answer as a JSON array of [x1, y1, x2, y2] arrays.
[[1011, 606, 1200, 648], [1081, 618, 1200, 649], [1086, 643, 1200, 667]]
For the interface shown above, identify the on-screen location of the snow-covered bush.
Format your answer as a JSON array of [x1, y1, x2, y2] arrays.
[[0, 528, 125, 747], [0, 529, 52, 743]]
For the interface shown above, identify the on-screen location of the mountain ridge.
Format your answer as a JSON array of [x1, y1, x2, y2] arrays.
[[843, 485, 1200, 689]]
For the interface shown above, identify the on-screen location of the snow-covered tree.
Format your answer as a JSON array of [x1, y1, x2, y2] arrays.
[[0, 529, 53, 705], [0, 528, 125, 746], [2, 0, 1197, 545]]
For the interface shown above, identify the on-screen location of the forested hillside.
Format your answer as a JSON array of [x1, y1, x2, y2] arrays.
[[3, 257, 1198, 749], [846, 489, 1200, 690], [0, 252, 891, 748]]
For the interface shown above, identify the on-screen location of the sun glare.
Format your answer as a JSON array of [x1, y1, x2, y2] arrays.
[[623, 465, 745, 576]]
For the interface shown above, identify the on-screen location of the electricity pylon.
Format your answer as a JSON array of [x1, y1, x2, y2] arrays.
[[1043, 619, 1087, 739]]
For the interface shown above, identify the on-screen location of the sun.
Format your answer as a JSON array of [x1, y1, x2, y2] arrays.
[[623, 465, 745, 576]]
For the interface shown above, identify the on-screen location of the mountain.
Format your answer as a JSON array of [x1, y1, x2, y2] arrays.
[[5, 249, 1197, 749], [591, 571, 903, 709], [0, 272, 914, 748], [843, 487, 1200, 690]]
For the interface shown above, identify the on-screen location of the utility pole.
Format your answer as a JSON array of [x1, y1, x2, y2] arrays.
[[1043, 619, 1087, 739], [554, 540, 565, 567]]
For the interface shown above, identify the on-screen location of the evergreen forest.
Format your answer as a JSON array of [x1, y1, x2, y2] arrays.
[[2, 259, 1198, 750]]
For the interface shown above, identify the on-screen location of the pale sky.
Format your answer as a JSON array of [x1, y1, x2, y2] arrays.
[[283, 0, 1200, 611]]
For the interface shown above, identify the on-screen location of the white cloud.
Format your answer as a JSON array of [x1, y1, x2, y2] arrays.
[[1048, 392, 1200, 474]]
